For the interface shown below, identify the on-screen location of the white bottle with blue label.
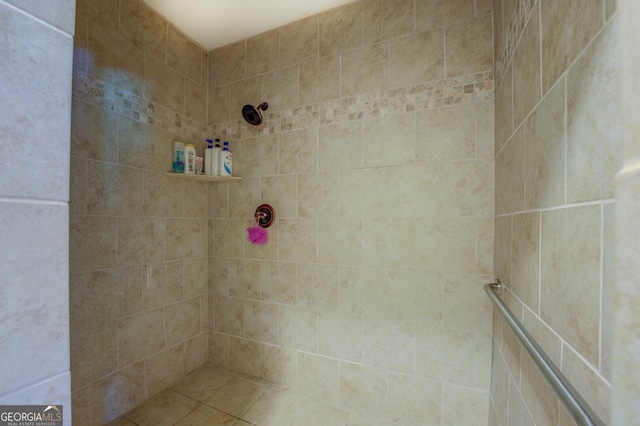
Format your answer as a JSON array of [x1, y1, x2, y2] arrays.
[[219, 141, 232, 176]]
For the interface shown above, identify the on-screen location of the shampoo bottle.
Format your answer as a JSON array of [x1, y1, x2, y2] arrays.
[[219, 141, 232, 176], [204, 139, 213, 176], [173, 141, 185, 173], [212, 139, 222, 176], [185, 143, 197, 175]]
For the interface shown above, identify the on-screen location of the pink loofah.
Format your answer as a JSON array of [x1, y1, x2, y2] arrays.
[[247, 224, 268, 244]]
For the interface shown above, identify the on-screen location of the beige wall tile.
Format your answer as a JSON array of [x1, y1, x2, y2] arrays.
[[70, 157, 87, 215], [90, 362, 146, 425], [69, 214, 116, 273], [524, 78, 566, 209], [504, 127, 525, 213], [339, 362, 387, 412], [566, 20, 622, 203], [562, 345, 611, 422], [246, 29, 279, 78], [388, 163, 444, 218], [495, 66, 514, 153], [417, 104, 475, 161], [317, 218, 362, 266], [601, 202, 614, 380], [318, 121, 363, 171], [185, 79, 207, 124], [340, 167, 388, 217], [540, 205, 601, 365], [260, 261, 297, 304], [71, 322, 117, 389], [364, 112, 416, 167], [490, 341, 510, 426], [145, 55, 185, 112], [208, 84, 230, 123], [413, 217, 477, 274], [443, 158, 494, 217], [361, 219, 415, 269], [243, 134, 278, 177], [511, 212, 540, 310], [493, 215, 512, 287], [387, 373, 442, 424], [415, 326, 478, 385], [443, 274, 492, 334], [210, 41, 246, 86], [214, 296, 244, 336], [446, 15, 493, 77], [263, 65, 300, 111], [126, 389, 199, 426], [278, 218, 318, 262], [297, 353, 339, 401], [184, 180, 208, 218], [363, 0, 413, 44], [361, 319, 414, 373], [87, 25, 144, 97], [297, 263, 339, 311], [228, 258, 260, 299], [144, 261, 183, 309], [229, 75, 263, 117], [167, 25, 205, 84], [87, 161, 143, 215], [165, 218, 207, 260], [279, 127, 318, 174], [298, 172, 340, 217], [390, 29, 445, 88], [507, 376, 536, 425], [318, 311, 363, 361], [341, 43, 388, 97], [229, 337, 262, 377], [541, 0, 604, 93], [476, 99, 496, 159], [442, 384, 490, 426], [416, 0, 474, 30], [145, 344, 187, 396], [280, 16, 318, 68], [520, 353, 559, 426], [143, 173, 184, 216], [118, 118, 173, 172], [213, 218, 246, 258], [166, 297, 202, 347], [71, 100, 118, 162], [85, 266, 143, 325], [278, 305, 318, 352], [119, 0, 167, 60], [495, 148, 505, 215], [318, 1, 362, 57], [261, 345, 297, 387], [117, 308, 165, 366], [245, 300, 279, 344], [477, 217, 495, 275], [476, 0, 493, 16], [185, 334, 209, 373], [513, 3, 541, 127], [184, 257, 208, 298], [300, 55, 341, 104], [521, 309, 562, 366]]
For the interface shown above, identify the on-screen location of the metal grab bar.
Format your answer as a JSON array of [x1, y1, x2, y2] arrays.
[[484, 282, 606, 426]]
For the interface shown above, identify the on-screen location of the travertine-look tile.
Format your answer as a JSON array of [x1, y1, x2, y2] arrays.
[[541, 0, 604, 93], [185, 79, 207, 124], [443, 274, 492, 334], [208, 84, 230, 123], [364, 112, 416, 167], [416, 0, 474, 30], [562, 345, 611, 422], [442, 384, 490, 426], [165, 218, 207, 261], [244, 300, 279, 344], [166, 297, 202, 347], [493, 215, 512, 286], [85, 266, 143, 325], [317, 217, 362, 266], [69, 214, 116, 273], [417, 103, 475, 161], [361, 319, 414, 373], [118, 118, 173, 172], [228, 337, 262, 377], [299, 55, 341, 104], [260, 345, 298, 387], [143, 172, 184, 217], [145, 55, 185, 112], [341, 43, 388, 97], [167, 25, 205, 84], [318, 121, 363, 171], [511, 212, 540, 310], [263, 65, 299, 111], [339, 362, 387, 413], [174, 404, 236, 426], [70, 322, 117, 389], [387, 163, 445, 218], [145, 344, 187, 396], [87, 161, 143, 215], [172, 365, 234, 402], [298, 172, 340, 217], [297, 352, 339, 401], [278, 305, 317, 352], [512, 2, 541, 127], [340, 167, 388, 217], [71, 100, 118, 162], [363, 0, 413, 44], [317, 311, 363, 362], [524, 77, 566, 207], [143, 261, 183, 309], [318, 1, 362, 57], [389, 29, 445, 88], [91, 362, 146, 425], [260, 261, 297, 304], [506, 376, 536, 426], [520, 354, 558, 426], [280, 16, 318, 68], [566, 20, 622, 203], [246, 29, 279, 78], [495, 65, 514, 154], [279, 127, 318, 174], [387, 373, 442, 424], [490, 341, 510, 426], [119, 0, 167, 61], [443, 158, 494, 217], [540, 205, 602, 366], [446, 15, 493, 77], [278, 218, 318, 262], [210, 41, 246, 86], [117, 308, 165, 366], [228, 258, 260, 300]]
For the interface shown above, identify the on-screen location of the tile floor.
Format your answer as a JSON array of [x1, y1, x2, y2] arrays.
[[107, 363, 395, 426]]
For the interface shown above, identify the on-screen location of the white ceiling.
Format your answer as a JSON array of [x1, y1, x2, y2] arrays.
[[143, 0, 356, 51]]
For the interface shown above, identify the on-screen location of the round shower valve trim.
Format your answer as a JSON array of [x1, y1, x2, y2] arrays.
[[255, 204, 275, 228]]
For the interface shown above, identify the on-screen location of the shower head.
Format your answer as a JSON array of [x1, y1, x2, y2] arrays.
[[242, 102, 268, 125]]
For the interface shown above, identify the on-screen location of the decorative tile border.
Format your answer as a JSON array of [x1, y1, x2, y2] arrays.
[[495, 0, 538, 89], [212, 71, 494, 140], [72, 69, 208, 143]]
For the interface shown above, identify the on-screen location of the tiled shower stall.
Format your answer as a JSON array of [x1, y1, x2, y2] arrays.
[[0, 0, 631, 425]]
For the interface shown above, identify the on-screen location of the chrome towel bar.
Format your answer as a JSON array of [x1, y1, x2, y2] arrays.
[[484, 281, 605, 426]]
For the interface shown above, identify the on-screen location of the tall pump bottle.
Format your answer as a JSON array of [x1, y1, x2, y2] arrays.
[[219, 141, 232, 176], [204, 139, 214, 176], [212, 139, 222, 176]]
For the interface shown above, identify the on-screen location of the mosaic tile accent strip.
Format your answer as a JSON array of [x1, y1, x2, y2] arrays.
[[212, 71, 494, 140], [495, 0, 538, 89], [72, 69, 208, 143]]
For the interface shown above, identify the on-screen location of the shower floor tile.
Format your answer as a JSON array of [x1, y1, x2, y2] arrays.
[[108, 363, 401, 426]]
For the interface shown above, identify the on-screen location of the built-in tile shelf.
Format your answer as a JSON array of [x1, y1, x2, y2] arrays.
[[166, 172, 242, 182]]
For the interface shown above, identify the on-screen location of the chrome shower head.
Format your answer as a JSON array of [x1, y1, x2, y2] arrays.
[[242, 102, 268, 125]]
